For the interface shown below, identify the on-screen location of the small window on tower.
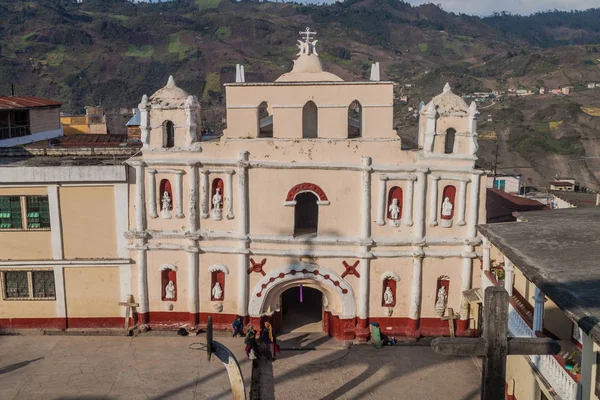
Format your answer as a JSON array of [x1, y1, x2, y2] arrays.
[[164, 121, 175, 148]]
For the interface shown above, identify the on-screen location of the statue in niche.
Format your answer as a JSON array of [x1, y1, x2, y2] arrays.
[[161, 191, 172, 219], [211, 188, 223, 221], [384, 286, 394, 305], [435, 286, 447, 317], [441, 197, 453, 218], [388, 198, 401, 220], [165, 280, 176, 300], [212, 282, 223, 300]]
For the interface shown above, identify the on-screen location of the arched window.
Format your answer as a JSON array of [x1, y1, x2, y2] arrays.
[[302, 101, 318, 139], [294, 192, 318, 236], [348, 100, 362, 138], [444, 128, 456, 154], [441, 185, 456, 219], [164, 121, 175, 148], [258, 101, 273, 138], [159, 179, 173, 210], [387, 186, 403, 221]]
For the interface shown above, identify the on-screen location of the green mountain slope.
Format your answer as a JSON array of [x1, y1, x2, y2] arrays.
[[1, 0, 600, 189]]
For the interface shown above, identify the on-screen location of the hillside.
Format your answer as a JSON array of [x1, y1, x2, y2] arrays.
[[1, 0, 600, 189]]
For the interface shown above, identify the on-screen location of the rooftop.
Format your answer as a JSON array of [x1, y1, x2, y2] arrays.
[[486, 188, 546, 223], [0, 96, 62, 110], [550, 190, 599, 208], [478, 207, 600, 344]]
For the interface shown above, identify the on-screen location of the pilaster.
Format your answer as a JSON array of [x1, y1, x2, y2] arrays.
[[188, 166, 198, 231], [148, 169, 158, 219], [503, 256, 514, 296], [409, 249, 424, 331], [467, 173, 481, 238], [376, 176, 386, 226], [457, 180, 467, 226], [175, 171, 184, 219], [237, 151, 250, 316], [414, 171, 427, 240], [532, 286, 547, 333], [201, 170, 209, 219], [188, 248, 199, 326], [225, 170, 234, 220], [47, 184, 63, 260], [360, 157, 372, 239], [429, 175, 440, 227], [135, 164, 146, 231]]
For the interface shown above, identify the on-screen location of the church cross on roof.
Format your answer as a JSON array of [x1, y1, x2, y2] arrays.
[[297, 27, 319, 56]]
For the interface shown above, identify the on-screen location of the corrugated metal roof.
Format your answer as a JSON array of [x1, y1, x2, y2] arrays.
[[0, 96, 62, 110], [126, 111, 141, 126], [51, 134, 139, 147]]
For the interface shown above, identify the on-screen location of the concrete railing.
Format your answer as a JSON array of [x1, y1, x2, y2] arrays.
[[508, 303, 579, 400]]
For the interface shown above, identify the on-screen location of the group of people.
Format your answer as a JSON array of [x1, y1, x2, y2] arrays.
[[232, 316, 280, 361]]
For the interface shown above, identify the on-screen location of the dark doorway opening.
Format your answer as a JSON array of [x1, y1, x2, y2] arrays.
[[294, 192, 318, 237], [281, 286, 323, 333]]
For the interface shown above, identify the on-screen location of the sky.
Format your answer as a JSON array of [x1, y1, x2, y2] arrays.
[[404, 0, 600, 16]]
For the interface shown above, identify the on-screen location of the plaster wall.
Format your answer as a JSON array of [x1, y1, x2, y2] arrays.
[[30, 107, 61, 134], [0, 289, 57, 318], [64, 267, 121, 317], [60, 186, 117, 259], [506, 355, 547, 400]]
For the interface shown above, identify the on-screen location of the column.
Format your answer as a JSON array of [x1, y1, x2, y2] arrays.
[[114, 183, 129, 258], [459, 247, 474, 327], [201, 170, 209, 219], [481, 237, 491, 289], [403, 178, 414, 227], [580, 333, 597, 400], [135, 164, 146, 231], [467, 174, 481, 238], [147, 169, 158, 219], [409, 252, 423, 332], [47, 184, 63, 260], [504, 256, 514, 296], [457, 180, 467, 226], [237, 152, 250, 316], [137, 245, 149, 324], [225, 170, 234, 220], [375, 176, 386, 226], [188, 166, 198, 231], [175, 171, 184, 219], [357, 248, 371, 341], [414, 171, 427, 240], [53, 266, 66, 328], [360, 156, 372, 239], [532, 286, 547, 333], [429, 175, 440, 227], [188, 249, 199, 326]]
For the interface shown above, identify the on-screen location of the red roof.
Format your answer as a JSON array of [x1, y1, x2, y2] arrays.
[[486, 188, 547, 223], [52, 134, 139, 147], [0, 96, 62, 110], [551, 181, 575, 186]]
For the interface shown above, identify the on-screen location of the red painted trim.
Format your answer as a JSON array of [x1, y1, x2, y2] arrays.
[[506, 382, 516, 400], [285, 183, 328, 202], [67, 317, 124, 329], [0, 318, 66, 330]]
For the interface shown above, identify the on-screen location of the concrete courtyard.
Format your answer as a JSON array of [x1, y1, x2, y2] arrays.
[[0, 333, 482, 400], [0, 333, 252, 400]]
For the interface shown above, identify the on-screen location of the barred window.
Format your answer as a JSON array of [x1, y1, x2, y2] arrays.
[[0, 196, 23, 229], [26, 196, 50, 229], [3, 271, 29, 298], [32, 271, 55, 298], [2, 270, 55, 300]]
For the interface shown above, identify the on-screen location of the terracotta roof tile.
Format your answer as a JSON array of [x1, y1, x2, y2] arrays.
[[0, 96, 62, 110]]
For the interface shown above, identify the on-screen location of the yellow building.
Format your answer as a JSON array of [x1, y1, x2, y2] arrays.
[[60, 106, 107, 135]]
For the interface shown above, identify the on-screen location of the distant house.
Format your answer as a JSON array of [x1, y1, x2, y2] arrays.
[[0, 96, 63, 147], [126, 111, 141, 141], [561, 86, 573, 95], [60, 106, 107, 135], [539, 87, 546, 94], [549, 178, 579, 192], [588, 83, 597, 89], [549, 190, 600, 209], [486, 173, 522, 194]]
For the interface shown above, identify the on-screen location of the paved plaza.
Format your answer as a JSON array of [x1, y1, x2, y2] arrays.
[[0, 333, 481, 400], [0, 333, 252, 400]]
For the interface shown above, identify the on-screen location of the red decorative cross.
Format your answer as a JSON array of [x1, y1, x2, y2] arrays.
[[248, 258, 267, 276], [341, 260, 360, 278]]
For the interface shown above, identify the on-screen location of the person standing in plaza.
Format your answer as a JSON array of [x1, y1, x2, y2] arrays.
[[261, 322, 276, 361], [232, 315, 244, 337]]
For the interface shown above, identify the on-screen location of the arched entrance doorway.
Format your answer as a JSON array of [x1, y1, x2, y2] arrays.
[[281, 286, 323, 333], [248, 263, 357, 340]]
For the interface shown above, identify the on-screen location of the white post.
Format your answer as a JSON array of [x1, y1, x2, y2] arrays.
[[403, 178, 414, 227], [460, 248, 473, 320], [114, 183, 129, 259], [139, 96, 150, 148], [147, 169, 158, 219], [482, 237, 491, 272], [175, 171, 184, 219], [135, 165, 146, 231], [467, 174, 481, 238], [457, 180, 467, 226], [201, 170, 209, 219], [225, 170, 234, 220], [504, 256, 514, 296], [532, 286, 546, 333], [580, 333, 596, 400], [361, 157, 372, 239], [188, 166, 198, 231], [358, 252, 370, 321], [414, 172, 427, 240], [376, 176, 386, 226], [409, 252, 423, 321], [53, 266, 66, 320], [137, 246, 149, 320], [237, 152, 250, 316], [47, 184, 63, 260], [429, 175, 440, 227], [188, 250, 199, 323]]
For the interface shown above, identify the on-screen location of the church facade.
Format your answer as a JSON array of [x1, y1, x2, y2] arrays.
[[125, 31, 486, 340]]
